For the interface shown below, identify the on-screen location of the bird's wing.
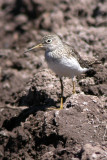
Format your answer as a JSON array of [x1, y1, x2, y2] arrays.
[[63, 43, 87, 68], [63, 43, 101, 68]]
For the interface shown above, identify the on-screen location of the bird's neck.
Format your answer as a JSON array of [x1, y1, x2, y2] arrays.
[[46, 44, 64, 52]]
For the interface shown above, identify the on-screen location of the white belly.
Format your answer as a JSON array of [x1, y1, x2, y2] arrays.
[[46, 56, 83, 78]]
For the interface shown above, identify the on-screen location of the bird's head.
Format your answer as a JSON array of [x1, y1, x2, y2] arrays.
[[24, 34, 63, 53]]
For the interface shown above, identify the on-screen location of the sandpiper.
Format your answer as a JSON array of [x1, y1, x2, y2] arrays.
[[24, 34, 94, 109]]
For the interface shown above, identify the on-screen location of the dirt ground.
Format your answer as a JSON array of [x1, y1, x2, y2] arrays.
[[0, 0, 107, 159]]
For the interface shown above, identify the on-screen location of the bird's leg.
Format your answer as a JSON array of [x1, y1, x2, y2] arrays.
[[46, 77, 63, 110], [72, 80, 76, 94], [60, 78, 63, 109]]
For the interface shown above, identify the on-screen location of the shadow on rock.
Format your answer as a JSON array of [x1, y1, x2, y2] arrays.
[[2, 89, 58, 131]]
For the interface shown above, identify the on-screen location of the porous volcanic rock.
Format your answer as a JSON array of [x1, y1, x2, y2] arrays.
[[0, 0, 107, 159], [0, 69, 106, 159]]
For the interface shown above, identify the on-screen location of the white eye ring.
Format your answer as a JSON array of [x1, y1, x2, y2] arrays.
[[46, 39, 52, 43]]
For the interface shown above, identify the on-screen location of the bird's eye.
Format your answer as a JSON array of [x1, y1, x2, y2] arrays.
[[46, 39, 52, 43]]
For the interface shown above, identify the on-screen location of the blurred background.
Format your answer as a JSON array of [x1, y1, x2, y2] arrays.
[[0, 0, 107, 50]]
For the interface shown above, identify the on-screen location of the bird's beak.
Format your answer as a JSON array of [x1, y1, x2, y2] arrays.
[[24, 43, 43, 53]]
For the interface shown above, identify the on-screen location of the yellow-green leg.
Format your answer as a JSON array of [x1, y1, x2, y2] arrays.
[[60, 97, 63, 109], [47, 77, 63, 110], [72, 81, 76, 94]]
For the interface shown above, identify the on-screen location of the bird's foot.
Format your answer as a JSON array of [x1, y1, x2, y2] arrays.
[[72, 89, 76, 94], [47, 107, 62, 111], [46, 97, 63, 110], [46, 107, 57, 110]]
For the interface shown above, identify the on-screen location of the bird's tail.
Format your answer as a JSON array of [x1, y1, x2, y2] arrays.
[[89, 60, 101, 66], [83, 59, 100, 76], [85, 67, 96, 76]]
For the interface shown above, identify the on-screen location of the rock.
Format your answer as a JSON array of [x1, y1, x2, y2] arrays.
[[0, 0, 107, 159], [17, 69, 80, 108], [82, 143, 107, 160]]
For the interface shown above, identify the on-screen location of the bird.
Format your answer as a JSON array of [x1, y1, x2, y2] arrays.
[[24, 34, 96, 110]]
